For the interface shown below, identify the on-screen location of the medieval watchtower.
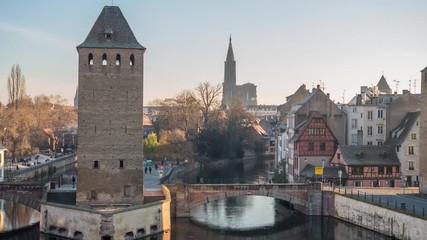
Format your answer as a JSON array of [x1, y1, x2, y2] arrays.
[[76, 6, 145, 206]]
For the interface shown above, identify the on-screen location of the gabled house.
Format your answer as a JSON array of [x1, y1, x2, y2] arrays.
[[385, 111, 420, 187], [331, 145, 401, 187], [289, 110, 338, 181]]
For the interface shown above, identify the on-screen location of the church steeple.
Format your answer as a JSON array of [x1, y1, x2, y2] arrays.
[[222, 35, 237, 108], [226, 35, 235, 62]]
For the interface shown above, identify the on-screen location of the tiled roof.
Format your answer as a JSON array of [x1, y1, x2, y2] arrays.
[[78, 6, 145, 49], [338, 145, 400, 166], [300, 164, 348, 178], [385, 111, 420, 146]]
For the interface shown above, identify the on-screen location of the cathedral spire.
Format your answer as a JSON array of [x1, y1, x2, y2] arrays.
[[226, 34, 235, 62]]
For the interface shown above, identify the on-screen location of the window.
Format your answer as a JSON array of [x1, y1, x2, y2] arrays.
[[377, 125, 383, 134], [319, 142, 326, 151], [116, 54, 121, 66], [378, 166, 384, 175], [377, 109, 383, 119], [377, 141, 383, 145], [386, 166, 392, 175], [368, 111, 373, 120], [102, 53, 107, 66], [351, 119, 357, 128], [124, 186, 131, 197], [119, 160, 124, 168], [408, 146, 414, 155], [360, 113, 363, 118], [351, 166, 363, 175], [88, 53, 93, 65], [337, 153, 341, 159], [367, 141, 373, 145], [352, 107, 357, 113], [93, 160, 99, 169], [396, 146, 400, 152], [351, 134, 358, 144], [411, 133, 417, 140], [308, 142, 314, 151], [90, 190, 97, 199], [130, 54, 135, 66], [409, 161, 415, 170], [367, 126, 373, 136]]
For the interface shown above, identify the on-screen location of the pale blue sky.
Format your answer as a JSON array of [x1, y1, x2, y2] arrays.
[[1, 0, 427, 106]]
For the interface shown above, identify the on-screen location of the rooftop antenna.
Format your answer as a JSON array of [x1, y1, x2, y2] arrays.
[[393, 80, 400, 94], [342, 90, 346, 103], [414, 79, 417, 93]]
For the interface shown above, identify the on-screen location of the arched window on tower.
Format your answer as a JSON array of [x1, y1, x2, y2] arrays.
[[102, 54, 107, 66], [130, 54, 135, 66], [116, 54, 121, 66], [88, 53, 94, 65]]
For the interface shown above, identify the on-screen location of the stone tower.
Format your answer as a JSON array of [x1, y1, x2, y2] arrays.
[[420, 66, 427, 194], [76, 6, 145, 206], [221, 36, 237, 108]]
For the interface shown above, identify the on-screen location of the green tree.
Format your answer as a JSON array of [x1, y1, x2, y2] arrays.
[[143, 132, 158, 159]]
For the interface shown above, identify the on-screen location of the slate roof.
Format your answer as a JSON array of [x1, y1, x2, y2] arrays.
[[300, 164, 348, 179], [385, 111, 420, 146], [338, 145, 400, 166], [78, 6, 145, 49], [376, 75, 391, 92]]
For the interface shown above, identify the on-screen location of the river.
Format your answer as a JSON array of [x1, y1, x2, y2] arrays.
[[2, 159, 392, 239]]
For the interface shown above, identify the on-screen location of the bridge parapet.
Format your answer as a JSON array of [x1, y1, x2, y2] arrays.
[[167, 183, 322, 217], [0, 183, 45, 211]]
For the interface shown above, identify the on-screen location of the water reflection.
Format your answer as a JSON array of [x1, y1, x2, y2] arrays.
[[173, 195, 392, 240], [0, 200, 39, 235]]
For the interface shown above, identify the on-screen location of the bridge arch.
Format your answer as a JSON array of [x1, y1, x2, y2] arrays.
[[167, 183, 322, 217], [0, 183, 44, 211]]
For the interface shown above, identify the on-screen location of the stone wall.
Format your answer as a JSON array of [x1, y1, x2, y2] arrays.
[[323, 191, 426, 240]]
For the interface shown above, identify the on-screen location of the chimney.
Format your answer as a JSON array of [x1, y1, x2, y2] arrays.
[[356, 94, 362, 105]]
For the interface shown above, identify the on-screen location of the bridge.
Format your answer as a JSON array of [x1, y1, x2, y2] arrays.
[[0, 183, 44, 211], [166, 182, 322, 217]]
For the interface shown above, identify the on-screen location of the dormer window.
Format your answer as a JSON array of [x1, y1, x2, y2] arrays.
[[104, 27, 113, 40]]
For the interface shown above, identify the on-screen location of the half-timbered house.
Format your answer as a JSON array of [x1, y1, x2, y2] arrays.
[[331, 145, 401, 187], [290, 110, 338, 181]]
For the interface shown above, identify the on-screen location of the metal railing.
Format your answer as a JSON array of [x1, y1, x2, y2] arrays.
[[333, 186, 427, 219]]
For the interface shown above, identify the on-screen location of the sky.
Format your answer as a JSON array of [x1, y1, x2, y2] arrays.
[[1, 0, 427, 106]]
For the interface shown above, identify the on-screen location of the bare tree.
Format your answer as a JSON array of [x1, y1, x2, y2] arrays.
[[195, 82, 222, 128], [7, 64, 26, 110]]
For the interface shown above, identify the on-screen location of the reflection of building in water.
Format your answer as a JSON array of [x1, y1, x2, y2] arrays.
[[0, 200, 39, 234]]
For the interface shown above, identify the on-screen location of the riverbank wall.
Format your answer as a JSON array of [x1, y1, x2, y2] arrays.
[[323, 191, 426, 240]]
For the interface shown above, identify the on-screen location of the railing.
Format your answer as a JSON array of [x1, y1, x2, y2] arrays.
[[333, 187, 427, 219], [3, 154, 76, 182]]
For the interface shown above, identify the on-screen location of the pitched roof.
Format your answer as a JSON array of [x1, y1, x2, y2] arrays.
[[376, 75, 391, 92], [385, 111, 420, 146], [421, 66, 427, 72], [290, 110, 337, 142], [338, 145, 400, 166], [78, 6, 145, 49], [300, 164, 348, 178]]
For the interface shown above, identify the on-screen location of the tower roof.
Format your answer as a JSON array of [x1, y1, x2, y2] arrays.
[[226, 35, 235, 61], [376, 75, 391, 92], [77, 6, 145, 49]]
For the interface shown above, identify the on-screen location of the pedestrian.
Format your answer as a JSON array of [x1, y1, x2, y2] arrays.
[[149, 167, 152, 174], [72, 175, 76, 189], [145, 167, 148, 174]]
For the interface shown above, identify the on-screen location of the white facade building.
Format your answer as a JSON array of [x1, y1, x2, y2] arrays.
[[0, 144, 6, 182]]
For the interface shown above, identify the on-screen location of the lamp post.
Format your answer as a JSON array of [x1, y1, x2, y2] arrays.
[[338, 170, 342, 189]]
